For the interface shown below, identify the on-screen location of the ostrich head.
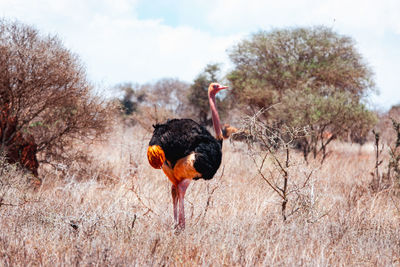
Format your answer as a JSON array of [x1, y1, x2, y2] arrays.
[[208, 83, 228, 96]]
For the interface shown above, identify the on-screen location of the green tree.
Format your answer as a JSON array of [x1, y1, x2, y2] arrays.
[[228, 26, 374, 106], [227, 26, 377, 162]]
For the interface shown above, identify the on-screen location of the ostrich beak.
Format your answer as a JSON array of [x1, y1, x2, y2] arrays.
[[218, 85, 228, 90]]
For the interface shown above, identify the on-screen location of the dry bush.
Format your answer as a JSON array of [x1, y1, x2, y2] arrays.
[[1, 124, 399, 265], [0, 19, 116, 175], [240, 108, 317, 221]]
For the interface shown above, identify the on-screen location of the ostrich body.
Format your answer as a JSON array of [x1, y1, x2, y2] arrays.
[[147, 83, 227, 229]]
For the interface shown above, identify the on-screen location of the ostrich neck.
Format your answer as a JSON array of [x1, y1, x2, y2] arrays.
[[209, 92, 223, 140]]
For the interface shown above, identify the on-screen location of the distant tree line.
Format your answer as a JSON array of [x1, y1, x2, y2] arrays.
[[117, 63, 230, 130]]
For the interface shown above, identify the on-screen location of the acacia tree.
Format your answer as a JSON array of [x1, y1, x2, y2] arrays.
[[228, 26, 374, 104], [228, 26, 377, 161], [0, 19, 114, 171]]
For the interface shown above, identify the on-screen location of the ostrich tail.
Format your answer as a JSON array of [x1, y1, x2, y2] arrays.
[[147, 145, 166, 169]]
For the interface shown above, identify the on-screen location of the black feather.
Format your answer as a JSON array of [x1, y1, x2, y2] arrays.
[[149, 119, 222, 180]]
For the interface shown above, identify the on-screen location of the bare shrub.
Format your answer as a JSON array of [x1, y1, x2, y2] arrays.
[[239, 108, 322, 221]]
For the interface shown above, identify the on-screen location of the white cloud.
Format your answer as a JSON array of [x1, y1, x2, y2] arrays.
[[71, 16, 239, 85], [0, 0, 238, 85]]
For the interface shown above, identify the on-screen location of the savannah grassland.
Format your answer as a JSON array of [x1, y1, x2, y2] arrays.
[[0, 124, 399, 266]]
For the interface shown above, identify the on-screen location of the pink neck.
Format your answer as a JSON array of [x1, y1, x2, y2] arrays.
[[208, 92, 223, 140]]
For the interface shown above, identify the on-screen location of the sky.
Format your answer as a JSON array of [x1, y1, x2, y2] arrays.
[[1, 0, 399, 110]]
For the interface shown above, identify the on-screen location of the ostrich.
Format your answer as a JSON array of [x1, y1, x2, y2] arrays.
[[147, 82, 228, 229]]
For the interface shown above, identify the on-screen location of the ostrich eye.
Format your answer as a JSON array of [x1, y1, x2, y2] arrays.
[[213, 85, 218, 89]]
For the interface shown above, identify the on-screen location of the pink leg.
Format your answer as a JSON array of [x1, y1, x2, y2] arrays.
[[171, 184, 178, 225], [177, 179, 191, 229]]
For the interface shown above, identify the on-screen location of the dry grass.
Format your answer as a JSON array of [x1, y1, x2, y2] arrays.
[[1, 125, 400, 266]]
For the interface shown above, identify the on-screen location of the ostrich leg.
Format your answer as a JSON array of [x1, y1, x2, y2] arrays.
[[177, 179, 191, 229], [171, 184, 178, 226]]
